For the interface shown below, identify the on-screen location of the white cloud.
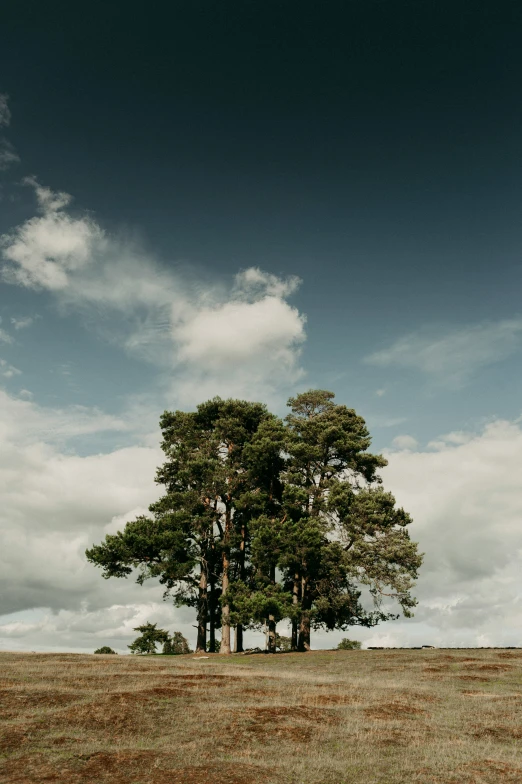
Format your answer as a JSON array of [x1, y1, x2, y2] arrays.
[[0, 388, 144, 447], [375, 388, 386, 397], [0, 388, 163, 625], [365, 318, 522, 385], [373, 418, 522, 646], [10, 316, 35, 330], [0, 383, 521, 651], [0, 359, 21, 378], [391, 434, 418, 450], [1, 179, 306, 403], [1, 179, 106, 290], [233, 267, 301, 299], [23, 175, 73, 213], [0, 139, 20, 170]]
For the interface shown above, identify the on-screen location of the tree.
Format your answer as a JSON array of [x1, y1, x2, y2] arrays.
[[163, 631, 192, 655], [94, 646, 117, 654], [128, 622, 170, 655], [337, 638, 362, 650], [86, 397, 277, 654], [87, 391, 423, 655], [277, 390, 424, 651]]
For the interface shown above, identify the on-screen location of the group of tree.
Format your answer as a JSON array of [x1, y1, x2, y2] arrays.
[[86, 390, 423, 655], [127, 623, 192, 655]]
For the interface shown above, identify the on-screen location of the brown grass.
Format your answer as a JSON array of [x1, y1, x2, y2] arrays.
[[0, 648, 521, 783]]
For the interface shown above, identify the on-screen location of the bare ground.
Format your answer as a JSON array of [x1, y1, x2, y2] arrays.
[[0, 648, 521, 783]]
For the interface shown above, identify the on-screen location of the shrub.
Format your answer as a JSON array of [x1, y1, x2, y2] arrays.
[[94, 646, 117, 654], [206, 639, 221, 653], [276, 634, 292, 651], [337, 638, 362, 650], [163, 631, 192, 655]]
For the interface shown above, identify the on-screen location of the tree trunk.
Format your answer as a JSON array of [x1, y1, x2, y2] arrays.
[[208, 572, 216, 653], [297, 575, 311, 651], [291, 573, 300, 651], [196, 562, 208, 652], [234, 624, 243, 653], [298, 615, 311, 651], [221, 501, 232, 654], [233, 521, 246, 653], [268, 616, 277, 653], [221, 548, 231, 654]]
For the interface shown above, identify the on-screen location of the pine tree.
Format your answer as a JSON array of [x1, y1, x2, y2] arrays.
[[87, 391, 423, 655], [278, 390, 424, 651], [128, 622, 170, 655], [163, 631, 192, 655], [87, 397, 276, 654]]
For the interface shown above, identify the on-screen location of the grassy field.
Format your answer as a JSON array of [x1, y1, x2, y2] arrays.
[[0, 648, 521, 784]]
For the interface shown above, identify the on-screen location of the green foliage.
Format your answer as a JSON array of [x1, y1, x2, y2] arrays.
[[128, 622, 170, 655], [276, 634, 292, 651], [337, 638, 362, 650], [163, 631, 192, 655], [87, 390, 424, 654], [206, 639, 221, 653], [93, 646, 117, 654]]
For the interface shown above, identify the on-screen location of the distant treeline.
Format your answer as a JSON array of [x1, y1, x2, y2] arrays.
[[86, 390, 423, 654]]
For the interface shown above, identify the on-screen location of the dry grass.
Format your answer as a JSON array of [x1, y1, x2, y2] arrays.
[[0, 649, 521, 783]]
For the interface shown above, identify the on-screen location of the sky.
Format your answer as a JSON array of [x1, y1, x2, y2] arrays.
[[0, 1, 521, 652]]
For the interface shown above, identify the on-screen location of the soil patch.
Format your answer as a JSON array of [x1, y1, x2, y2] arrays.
[[462, 663, 512, 672], [0, 689, 80, 719], [0, 723, 31, 753], [309, 693, 357, 705], [224, 704, 337, 745], [457, 675, 492, 682], [0, 750, 272, 784], [471, 724, 522, 741], [364, 701, 428, 720]]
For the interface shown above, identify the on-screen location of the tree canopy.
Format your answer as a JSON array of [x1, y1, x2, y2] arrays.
[[86, 390, 424, 654]]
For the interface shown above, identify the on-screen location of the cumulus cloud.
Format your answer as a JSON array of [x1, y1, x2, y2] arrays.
[[0, 388, 163, 624], [1, 178, 106, 290], [1, 179, 306, 403], [366, 419, 522, 647], [233, 267, 301, 299], [0, 380, 521, 652], [0, 386, 236, 652], [365, 318, 522, 385], [172, 279, 306, 403], [391, 434, 418, 450]]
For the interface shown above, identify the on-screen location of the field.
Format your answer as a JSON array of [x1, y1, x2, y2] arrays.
[[0, 649, 521, 784]]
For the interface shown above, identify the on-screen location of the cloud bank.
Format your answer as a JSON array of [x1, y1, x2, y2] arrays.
[[0, 385, 521, 651]]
